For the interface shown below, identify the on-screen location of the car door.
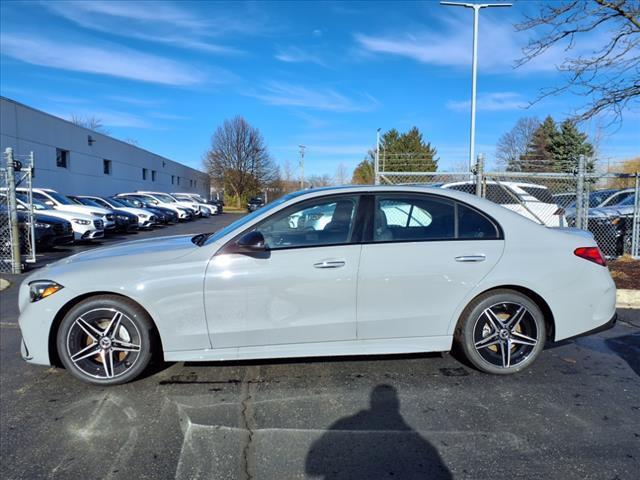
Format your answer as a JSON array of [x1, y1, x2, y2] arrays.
[[204, 194, 364, 349], [357, 193, 504, 340]]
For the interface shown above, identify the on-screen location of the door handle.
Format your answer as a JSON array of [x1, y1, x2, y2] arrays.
[[314, 260, 346, 269], [455, 255, 486, 263]]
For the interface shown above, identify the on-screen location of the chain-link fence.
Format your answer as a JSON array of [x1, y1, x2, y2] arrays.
[[376, 152, 640, 259], [1, 148, 36, 273]]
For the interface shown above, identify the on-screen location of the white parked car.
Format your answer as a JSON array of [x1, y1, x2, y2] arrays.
[[17, 188, 116, 232], [116, 192, 193, 220], [76, 196, 156, 229], [439, 181, 565, 227], [18, 185, 615, 385], [137, 191, 203, 217], [172, 192, 218, 215], [4, 193, 104, 241]]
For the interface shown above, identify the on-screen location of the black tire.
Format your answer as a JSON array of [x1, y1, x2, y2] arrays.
[[56, 295, 154, 385], [455, 289, 546, 375]]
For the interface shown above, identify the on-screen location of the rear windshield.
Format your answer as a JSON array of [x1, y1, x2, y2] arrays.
[[520, 186, 555, 204]]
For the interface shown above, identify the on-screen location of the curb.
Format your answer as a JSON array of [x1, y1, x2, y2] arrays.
[[0, 278, 9, 292], [617, 289, 640, 309]]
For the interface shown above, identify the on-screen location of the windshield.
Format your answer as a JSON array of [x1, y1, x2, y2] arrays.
[[107, 197, 127, 207], [46, 191, 75, 205], [590, 191, 614, 208], [152, 193, 176, 203], [203, 191, 305, 246], [75, 197, 102, 207], [16, 193, 51, 210]]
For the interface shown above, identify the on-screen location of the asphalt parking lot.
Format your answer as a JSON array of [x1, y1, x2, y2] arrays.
[[1, 214, 639, 480]]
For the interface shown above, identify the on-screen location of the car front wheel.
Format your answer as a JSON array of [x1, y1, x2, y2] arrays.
[[56, 295, 154, 385], [456, 289, 546, 374]]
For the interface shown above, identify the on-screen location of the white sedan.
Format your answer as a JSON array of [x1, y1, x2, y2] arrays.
[[18, 186, 616, 385]]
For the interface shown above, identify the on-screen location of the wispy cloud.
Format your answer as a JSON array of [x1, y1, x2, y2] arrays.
[[247, 81, 379, 112], [42, 1, 262, 54], [447, 92, 527, 112], [354, 13, 592, 74], [0, 33, 208, 86], [275, 46, 326, 66]]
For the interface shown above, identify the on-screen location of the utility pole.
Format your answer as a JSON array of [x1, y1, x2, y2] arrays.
[[298, 144, 306, 189], [375, 128, 381, 185], [441, 1, 512, 170]]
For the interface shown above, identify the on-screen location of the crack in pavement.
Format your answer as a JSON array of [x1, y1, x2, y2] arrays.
[[239, 366, 260, 480]]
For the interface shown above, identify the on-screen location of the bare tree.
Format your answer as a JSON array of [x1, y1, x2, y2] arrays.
[[516, 0, 640, 123], [203, 116, 278, 207], [334, 163, 349, 185], [495, 117, 540, 170], [122, 137, 139, 146], [70, 114, 111, 134], [307, 174, 333, 188]]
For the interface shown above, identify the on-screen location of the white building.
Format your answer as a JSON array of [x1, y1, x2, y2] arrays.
[[0, 97, 210, 198]]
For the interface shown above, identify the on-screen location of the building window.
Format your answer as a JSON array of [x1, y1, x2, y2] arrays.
[[177, 176, 180, 186], [152, 170, 157, 182], [56, 148, 69, 168], [171, 175, 175, 185], [103, 159, 112, 175], [194, 180, 197, 188], [143, 168, 148, 180]]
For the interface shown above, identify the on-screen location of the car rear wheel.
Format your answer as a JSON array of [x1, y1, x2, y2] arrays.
[[456, 289, 546, 374], [56, 295, 154, 385]]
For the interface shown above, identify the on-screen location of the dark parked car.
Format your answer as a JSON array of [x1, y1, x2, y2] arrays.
[[0, 208, 73, 254], [247, 197, 265, 212]]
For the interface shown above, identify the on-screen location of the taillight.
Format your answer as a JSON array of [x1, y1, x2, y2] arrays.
[[574, 247, 606, 266]]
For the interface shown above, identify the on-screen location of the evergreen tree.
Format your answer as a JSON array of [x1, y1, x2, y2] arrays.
[[375, 127, 438, 172], [548, 120, 594, 173], [351, 159, 374, 184], [518, 116, 557, 172]]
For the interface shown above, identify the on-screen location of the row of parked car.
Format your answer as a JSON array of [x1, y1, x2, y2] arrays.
[[1, 188, 223, 251]]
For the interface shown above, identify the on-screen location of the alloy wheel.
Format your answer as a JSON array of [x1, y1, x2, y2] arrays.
[[472, 302, 540, 369], [66, 308, 142, 380]]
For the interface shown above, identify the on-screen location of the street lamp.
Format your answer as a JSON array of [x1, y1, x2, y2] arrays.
[[441, 1, 512, 170], [375, 128, 381, 185]]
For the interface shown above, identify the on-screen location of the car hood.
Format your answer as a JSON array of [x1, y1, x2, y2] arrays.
[[32, 209, 96, 222], [54, 204, 111, 216], [52, 234, 197, 267]]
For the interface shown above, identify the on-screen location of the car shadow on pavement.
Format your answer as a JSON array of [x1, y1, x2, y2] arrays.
[[605, 333, 640, 376], [305, 384, 452, 480]]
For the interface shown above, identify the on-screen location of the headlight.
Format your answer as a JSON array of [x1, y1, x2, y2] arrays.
[[106, 214, 115, 221], [117, 215, 128, 220], [33, 222, 52, 229], [29, 280, 63, 303], [72, 219, 91, 225], [90, 211, 103, 217], [138, 214, 149, 219]]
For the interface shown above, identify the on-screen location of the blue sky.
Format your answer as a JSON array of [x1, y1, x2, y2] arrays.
[[1, 0, 638, 177]]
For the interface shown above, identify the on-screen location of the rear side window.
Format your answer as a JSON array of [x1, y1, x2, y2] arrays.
[[375, 195, 455, 242], [374, 194, 501, 242], [520, 186, 555, 204], [457, 204, 500, 239]]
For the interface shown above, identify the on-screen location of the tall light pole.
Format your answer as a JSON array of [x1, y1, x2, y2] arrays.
[[441, 1, 512, 170], [298, 144, 306, 189]]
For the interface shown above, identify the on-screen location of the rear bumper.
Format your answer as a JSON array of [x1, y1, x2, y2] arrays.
[[561, 312, 617, 342]]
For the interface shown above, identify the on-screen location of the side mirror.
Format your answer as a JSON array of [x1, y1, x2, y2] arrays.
[[44, 200, 55, 206], [16, 203, 25, 210], [237, 231, 266, 251]]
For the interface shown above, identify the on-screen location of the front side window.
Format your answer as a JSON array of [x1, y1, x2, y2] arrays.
[[375, 195, 455, 242], [56, 148, 69, 168], [256, 196, 359, 250]]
